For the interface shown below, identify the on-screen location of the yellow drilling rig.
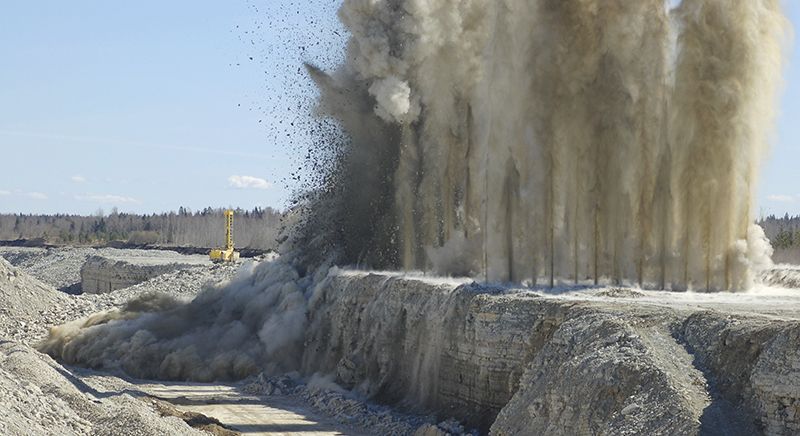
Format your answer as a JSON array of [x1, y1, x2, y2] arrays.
[[209, 209, 240, 263]]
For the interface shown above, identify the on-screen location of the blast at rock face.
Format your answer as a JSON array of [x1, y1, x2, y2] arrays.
[[297, 0, 788, 291]]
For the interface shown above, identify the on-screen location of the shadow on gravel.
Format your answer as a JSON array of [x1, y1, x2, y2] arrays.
[[155, 396, 268, 407], [699, 397, 757, 436], [669, 330, 759, 436], [53, 365, 149, 400], [151, 399, 241, 436], [54, 364, 242, 435], [60, 283, 83, 295]]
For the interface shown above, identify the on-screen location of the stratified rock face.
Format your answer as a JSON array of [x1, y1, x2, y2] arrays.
[[80, 255, 207, 294], [303, 274, 569, 431], [302, 272, 800, 434], [492, 312, 707, 435], [753, 325, 800, 435], [762, 267, 800, 289], [37, 260, 800, 434], [675, 313, 800, 436]]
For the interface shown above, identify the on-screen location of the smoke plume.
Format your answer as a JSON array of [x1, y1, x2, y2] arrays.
[[298, 0, 789, 291]]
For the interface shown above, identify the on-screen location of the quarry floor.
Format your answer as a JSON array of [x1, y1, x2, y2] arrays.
[[71, 369, 364, 435], [2, 247, 800, 435]]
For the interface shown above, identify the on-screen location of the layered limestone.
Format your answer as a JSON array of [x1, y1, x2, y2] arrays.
[[303, 272, 800, 434], [80, 253, 209, 294]]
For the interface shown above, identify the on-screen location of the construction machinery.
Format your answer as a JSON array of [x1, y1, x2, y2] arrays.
[[210, 209, 240, 263]]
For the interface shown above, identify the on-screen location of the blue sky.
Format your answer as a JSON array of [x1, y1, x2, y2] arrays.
[[0, 0, 343, 215], [0, 1, 798, 216], [761, 1, 800, 217]]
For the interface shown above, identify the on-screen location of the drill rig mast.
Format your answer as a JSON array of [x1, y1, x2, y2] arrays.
[[209, 209, 240, 262]]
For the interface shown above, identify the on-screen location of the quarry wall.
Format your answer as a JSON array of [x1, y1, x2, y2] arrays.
[[42, 258, 800, 434], [303, 273, 800, 434], [80, 255, 202, 294]]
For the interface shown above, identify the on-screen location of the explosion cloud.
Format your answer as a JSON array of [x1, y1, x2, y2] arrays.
[[301, 0, 789, 291]]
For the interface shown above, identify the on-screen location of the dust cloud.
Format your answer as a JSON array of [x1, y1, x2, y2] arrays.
[[40, 259, 315, 381], [301, 0, 789, 291]]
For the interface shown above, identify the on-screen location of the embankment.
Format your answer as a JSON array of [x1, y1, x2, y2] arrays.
[[41, 263, 800, 434], [303, 272, 800, 434], [80, 253, 209, 294]]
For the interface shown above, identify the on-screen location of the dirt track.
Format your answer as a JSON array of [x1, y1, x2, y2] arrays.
[[72, 376, 364, 436]]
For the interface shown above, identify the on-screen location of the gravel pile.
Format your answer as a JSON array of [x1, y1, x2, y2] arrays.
[[84, 262, 240, 311], [0, 247, 95, 293], [0, 341, 204, 436], [0, 247, 214, 295], [0, 258, 88, 345], [0, 253, 240, 346], [592, 287, 646, 298]]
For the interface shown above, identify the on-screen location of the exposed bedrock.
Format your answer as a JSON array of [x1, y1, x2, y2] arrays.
[[761, 267, 800, 289], [303, 273, 800, 434], [304, 275, 572, 430], [41, 266, 800, 434], [80, 254, 209, 294], [675, 313, 800, 435]]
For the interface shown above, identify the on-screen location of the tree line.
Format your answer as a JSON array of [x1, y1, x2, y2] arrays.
[[759, 214, 800, 264], [0, 207, 284, 250], [2, 209, 796, 260], [760, 214, 800, 249]]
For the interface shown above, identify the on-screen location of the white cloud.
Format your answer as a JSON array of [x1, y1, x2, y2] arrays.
[[71, 175, 87, 183], [26, 192, 48, 200], [228, 175, 272, 190], [768, 194, 796, 203], [75, 194, 140, 204], [0, 190, 9, 196]]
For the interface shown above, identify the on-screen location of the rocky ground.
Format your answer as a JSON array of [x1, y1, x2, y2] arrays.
[[0, 248, 240, 346], [0, 246, 210, 294], [0, 340, 206, 436], [302, 271, 800, 435], [0, 246, 95, 293], [0, 248, 464, 436], [0, 255, 226, 435], [2, 247, 800, 435]]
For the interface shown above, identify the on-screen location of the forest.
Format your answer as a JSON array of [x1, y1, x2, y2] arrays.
[[759, 214, 800, 264], [0, 207, 284, 250], [1, 210, 798, 262]]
